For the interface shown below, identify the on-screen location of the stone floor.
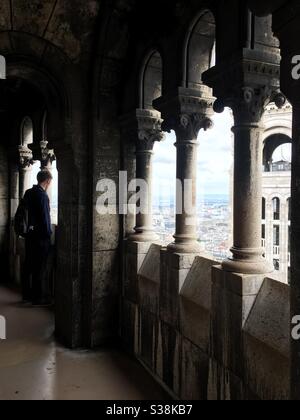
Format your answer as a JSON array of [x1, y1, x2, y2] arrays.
[[0, 286, 167, 401]]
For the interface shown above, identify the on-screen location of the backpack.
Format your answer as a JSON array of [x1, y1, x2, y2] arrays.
[[14, 198, 29, 238]]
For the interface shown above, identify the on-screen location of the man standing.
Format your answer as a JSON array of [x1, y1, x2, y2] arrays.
[[22, 170, 53, 305]]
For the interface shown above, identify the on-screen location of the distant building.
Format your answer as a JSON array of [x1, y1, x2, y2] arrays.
[[262, 103, 292, 283]]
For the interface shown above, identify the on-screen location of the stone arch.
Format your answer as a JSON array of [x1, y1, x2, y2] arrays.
[[6, 61, 67, 149], [0, 31, 88, 348], [183, 9, 216, 89], [140, 50, 163, 110], [272, 197, 281, 220], [20, 116, 33, 146], [263, 133, 292, 171]]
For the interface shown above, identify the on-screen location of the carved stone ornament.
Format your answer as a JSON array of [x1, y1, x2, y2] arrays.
[[120, 108, 165, 151], [18, 145, 33, 169], [40, 140, 56, 166], [137, 128, 165, 152], [162, 112, 213, 141], [213, 86, 286, 124]]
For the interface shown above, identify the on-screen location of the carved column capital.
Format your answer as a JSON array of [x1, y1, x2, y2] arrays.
[[18, 145, 33, 169], [203, 54, 281, 123], [40, 140, 56, 167], [162, 112, 213, 141], [137, 128, 164, 152], [213, 86, 286, 124], [154, 86, 214, 141], [120, 108, 165, 151]]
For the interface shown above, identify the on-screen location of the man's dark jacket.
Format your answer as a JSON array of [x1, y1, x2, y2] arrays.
[[24, 185, 52, 239]]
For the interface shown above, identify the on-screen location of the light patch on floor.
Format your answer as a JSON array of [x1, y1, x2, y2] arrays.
[[0, 287, 168, 401]]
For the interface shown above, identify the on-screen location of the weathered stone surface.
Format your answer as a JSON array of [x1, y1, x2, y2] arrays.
[[244, 278, 290, 357], [139, 244, 162, 284], [139, 245, 162, 315], [181, 338, 209, 400], [243, 278, 290, 400], [180, 256, 217, 308], [93, 213, 120, 251], [93, 250, 119, 299], [120, 299, 139, 354]]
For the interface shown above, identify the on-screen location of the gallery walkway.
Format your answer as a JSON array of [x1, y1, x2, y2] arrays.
[[0, 287, 167, 401]]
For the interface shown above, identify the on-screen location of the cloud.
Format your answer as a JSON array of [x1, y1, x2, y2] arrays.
[[153, 109, 234, 198]]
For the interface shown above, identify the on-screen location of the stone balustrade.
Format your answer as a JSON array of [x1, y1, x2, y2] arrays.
[[122, 240, 291, 400]]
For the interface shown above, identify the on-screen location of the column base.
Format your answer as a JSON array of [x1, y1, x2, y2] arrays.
[[222, 246, 274, 275], [128, 230, 159, 243], [167, 240, 203, 254], [222, 256, 274, 275]]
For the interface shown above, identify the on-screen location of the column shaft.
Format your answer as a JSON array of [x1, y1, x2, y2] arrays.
[[223, 122, 273, 274], [19, 166, 32, 199], [132, 147, 157, 241], [168, 138, 201, 253]]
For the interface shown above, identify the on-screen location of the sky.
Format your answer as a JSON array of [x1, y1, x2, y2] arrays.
[[153, 108, 234, 203]]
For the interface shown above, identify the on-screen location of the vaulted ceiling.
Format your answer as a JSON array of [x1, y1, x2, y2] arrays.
[[0, 0, 101, 61]]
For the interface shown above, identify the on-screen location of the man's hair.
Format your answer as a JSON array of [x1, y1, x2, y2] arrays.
[[37, 170, 53, 184]]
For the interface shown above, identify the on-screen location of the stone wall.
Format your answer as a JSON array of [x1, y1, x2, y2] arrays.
[[121, 241, 290, 400]]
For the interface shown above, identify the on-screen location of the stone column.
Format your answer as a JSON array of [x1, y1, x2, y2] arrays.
[[121, 139, 136, 238], [121, 109, 164, 243], [154, 87, 214, 254], [18, 145, 33, 198], [165, 113, 212, 254], [9, 159, 20, 284], [225, 112, 272, 274], [213, 89, 283, 275]]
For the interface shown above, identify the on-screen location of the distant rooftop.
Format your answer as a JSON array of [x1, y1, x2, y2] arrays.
[[269, 160, 291, 173]]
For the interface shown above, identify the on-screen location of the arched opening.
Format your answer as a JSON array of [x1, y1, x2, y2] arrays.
[[262, 197, 266, 220], [272, 197, 281, 220], [0, 72, 62, 321], [141, 51, 163, 109], [262, 126, 291, 282], [184, 10, 216, 89], [21, 117, 33, 146], [263, 134, 292, 172]]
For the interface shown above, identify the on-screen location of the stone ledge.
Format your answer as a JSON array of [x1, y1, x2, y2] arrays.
[[212, 266, 265, 296], [125, 239, 161, 255], [243, 277, 290, 357], [180, 256, 218, 310], [138, 244, 162, 284]]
